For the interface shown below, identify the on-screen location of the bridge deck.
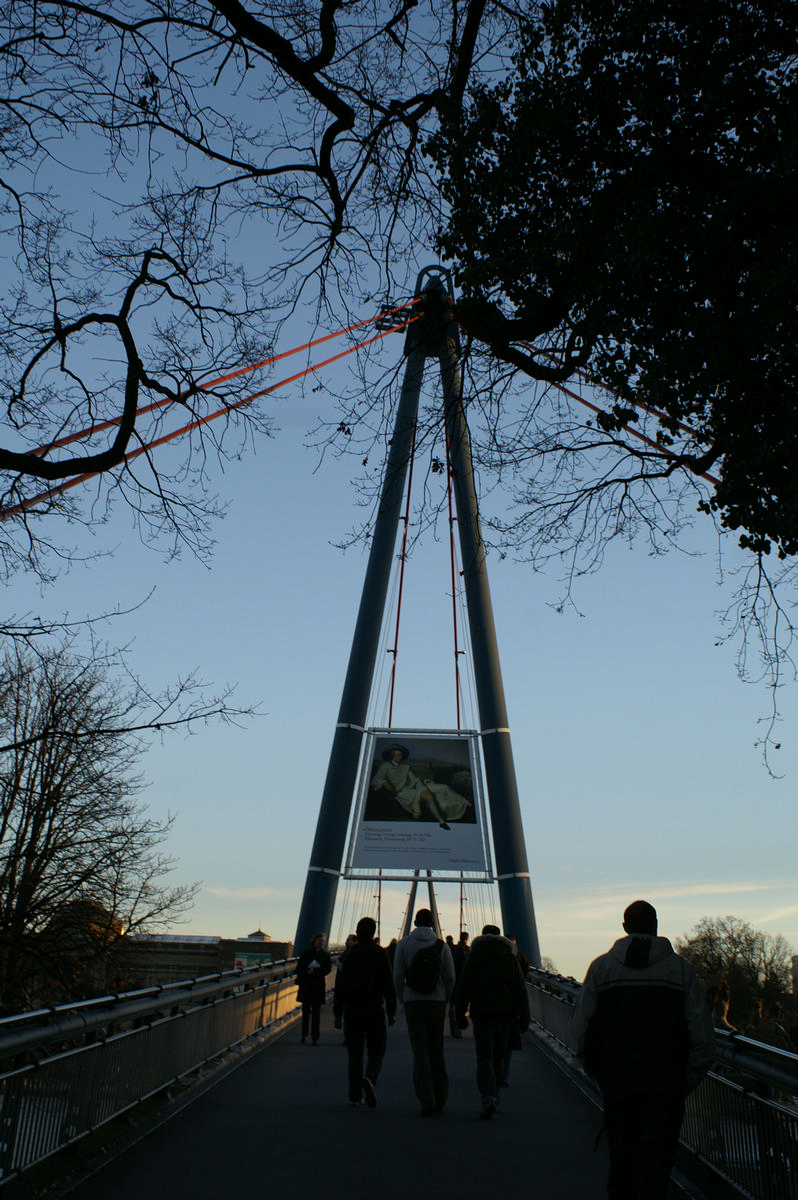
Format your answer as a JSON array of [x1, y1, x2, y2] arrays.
[[59, 1008, 688, 1199]]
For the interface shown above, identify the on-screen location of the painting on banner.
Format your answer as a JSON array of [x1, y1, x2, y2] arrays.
[[349, 730, 489, 874]]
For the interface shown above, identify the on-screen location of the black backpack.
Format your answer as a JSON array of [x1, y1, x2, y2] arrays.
[[405, 939, 444, 993]]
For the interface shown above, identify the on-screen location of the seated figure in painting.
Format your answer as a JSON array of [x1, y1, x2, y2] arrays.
[[370, 743, 471, 829]]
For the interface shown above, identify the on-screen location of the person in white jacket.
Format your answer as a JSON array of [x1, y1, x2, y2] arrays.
[[393, 908, 456, 1114], [572, 900, 714, 1199]]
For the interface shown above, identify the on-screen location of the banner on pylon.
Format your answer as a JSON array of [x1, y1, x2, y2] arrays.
[[345, 729, 491, 877]]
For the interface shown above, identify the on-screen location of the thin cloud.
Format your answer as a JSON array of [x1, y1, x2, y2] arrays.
[[650, 881, 789, 900], [205, 885, 294, 901], [758, 905, 798, 925], [540, 880, 794, 936], [563, 880, 788, 910]]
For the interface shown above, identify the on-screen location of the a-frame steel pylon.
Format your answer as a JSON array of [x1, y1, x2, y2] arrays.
[[294, 268, 541, 967]]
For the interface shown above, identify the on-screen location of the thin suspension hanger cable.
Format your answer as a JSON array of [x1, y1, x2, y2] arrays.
[[383, 418, 473, 733], [370, 567, 401, 730], [387, 418, 418, 727], [445, 428, 464, 731]]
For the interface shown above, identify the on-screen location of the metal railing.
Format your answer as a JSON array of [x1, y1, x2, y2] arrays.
[[0, 958, 302, 1185], [2, 960, 796, 1197], [526, 968, 798, 1200]]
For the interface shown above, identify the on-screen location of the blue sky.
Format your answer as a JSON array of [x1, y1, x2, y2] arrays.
[[3, 0, 794, 994], [10, 324, 797, 982]]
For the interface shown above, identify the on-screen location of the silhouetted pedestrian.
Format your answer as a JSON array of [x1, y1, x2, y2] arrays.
[[500, 932, 529, 1083], [333, 916, 396, 1107], [393, 908, 455, 1115], [296, 932, 332, 1045], [455, 924, 530, 1119], [449, 930, 469, 1038], [572, 900, 714, 1199]]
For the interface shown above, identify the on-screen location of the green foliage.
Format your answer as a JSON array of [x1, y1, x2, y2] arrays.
[[430, 0, 798, 558]]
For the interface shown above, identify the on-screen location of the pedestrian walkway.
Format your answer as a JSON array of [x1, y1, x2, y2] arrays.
[[57, 1007, 642, 1199]]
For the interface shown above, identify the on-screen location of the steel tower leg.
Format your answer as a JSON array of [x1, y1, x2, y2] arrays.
[[435, 290, 542, 968], [293, 319, 427, 954]]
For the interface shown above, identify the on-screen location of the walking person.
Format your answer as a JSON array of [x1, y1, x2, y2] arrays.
[[296, 931, 332, 1045], [449, 930, 470, 1038], [572, 899, 714, 1199], [500, 932, 529, 1084], [454, 924, 530, 1120], [333, 916, 396, 1107], [393, 908, 455, 1115]]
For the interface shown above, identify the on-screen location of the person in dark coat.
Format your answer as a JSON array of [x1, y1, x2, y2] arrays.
[[455, 924, 530, 1120], [572, 900, 714, 1199], [333, 916, 396, 1107], [449, 930, 470, 1038], [296, 931, 332, 1045], [500, 932, 529, 1083]]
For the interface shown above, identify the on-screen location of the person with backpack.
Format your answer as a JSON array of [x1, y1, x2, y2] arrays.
[[333, 916, 396, 1108], [393, 908, 456, 1115], [454, 924, 530, 1120]]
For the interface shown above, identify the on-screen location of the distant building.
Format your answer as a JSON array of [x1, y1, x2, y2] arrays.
[[124, 930, 294, 988], [28, 899, 128, 1007]]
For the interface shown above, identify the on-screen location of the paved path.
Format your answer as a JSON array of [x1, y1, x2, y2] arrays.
[[58, 1008, 662, 1200]]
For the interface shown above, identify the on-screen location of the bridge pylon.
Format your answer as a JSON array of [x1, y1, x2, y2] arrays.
[[294, 267, 541, 967]]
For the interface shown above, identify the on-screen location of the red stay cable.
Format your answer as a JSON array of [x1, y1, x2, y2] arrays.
[[463, 327, 719, 477], [28, 300, 419, 459], [521, 342, 713, 447], [553, 380, 720, 485], [1, 316, 419, 520]]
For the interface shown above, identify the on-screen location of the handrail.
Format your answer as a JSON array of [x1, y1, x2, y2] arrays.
[[525, 967, 798, 1200], [526, 966, 798, 1093], [0, 957, 309, 1186], [0, 959, 298, 1063], [712, 1028, 798, 1095], [1, 962, 794, 1197]]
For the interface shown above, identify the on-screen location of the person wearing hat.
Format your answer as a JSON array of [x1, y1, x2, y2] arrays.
[[370, 744, 469, 829]]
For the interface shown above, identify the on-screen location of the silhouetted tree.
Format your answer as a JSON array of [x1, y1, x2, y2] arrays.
[[675, 915, 794, 1031], [431, 0, 798, 561], [0, 0, 503, 576], [0, 2, 796, 755], [0, 640, 239, 1012]]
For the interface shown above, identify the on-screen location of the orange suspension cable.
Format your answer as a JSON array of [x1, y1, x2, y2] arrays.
[[464, 326, 718, 470], [1, 316, 419, 520], [554, 380, 720, 485], [29, 300, 420, 458], [521, 342, 713, 447]]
